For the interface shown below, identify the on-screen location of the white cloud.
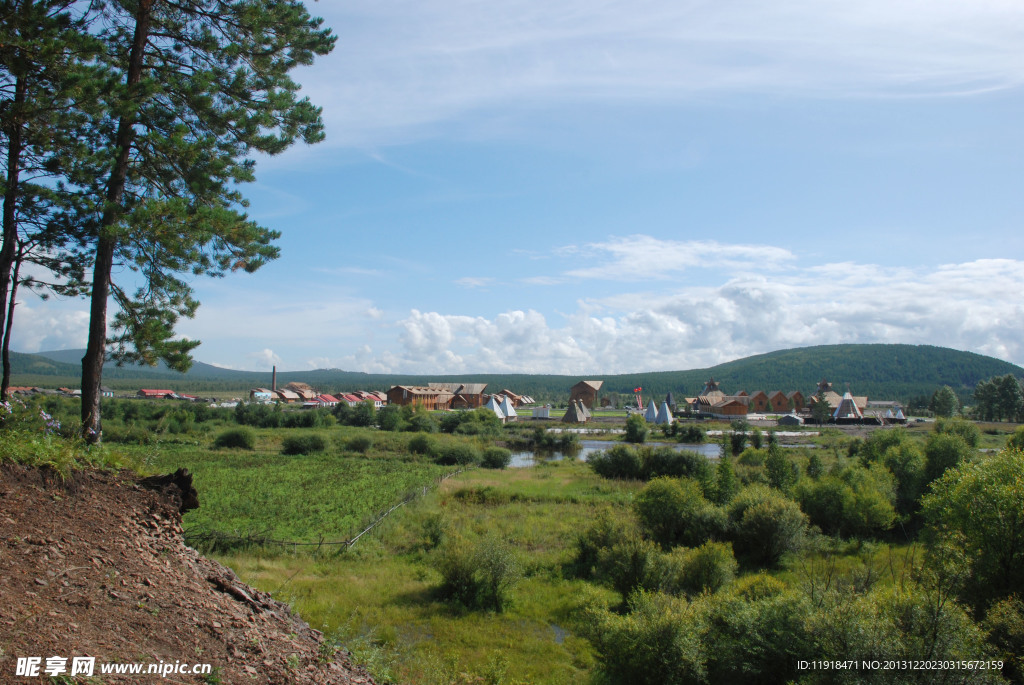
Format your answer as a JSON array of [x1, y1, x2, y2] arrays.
[[303, 0, 1024, 146], [392, 258, 1024, 373], [456, 276, 496, 289], [8, 303, 89, 353], [250, 349, 282, 369], [563, 236, 795, 280]]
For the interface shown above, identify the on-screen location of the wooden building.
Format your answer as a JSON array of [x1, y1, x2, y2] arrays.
[[569, 380, 603, 409], [386, 386, 453, 410]]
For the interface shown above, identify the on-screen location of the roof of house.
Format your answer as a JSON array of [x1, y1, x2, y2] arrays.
[[573, 380, 603, 391]]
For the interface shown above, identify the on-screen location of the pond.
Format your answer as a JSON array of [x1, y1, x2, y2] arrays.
[[509, 440, 723, 468]]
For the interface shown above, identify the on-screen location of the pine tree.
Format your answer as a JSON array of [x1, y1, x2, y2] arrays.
[[0, 1, 98, 398], [77, 0, 335, 441]]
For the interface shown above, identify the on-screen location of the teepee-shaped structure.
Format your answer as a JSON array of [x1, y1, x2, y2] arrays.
[[643, 400, 658, 422], [499, 394, 518, 422], [832, 391, 863, 420], [655, 401, 674, 425], [562, 400, 589, 423], [484, 395, 506, 421]]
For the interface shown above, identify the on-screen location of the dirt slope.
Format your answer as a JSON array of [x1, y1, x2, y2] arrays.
[[0, 465, 376, 684]]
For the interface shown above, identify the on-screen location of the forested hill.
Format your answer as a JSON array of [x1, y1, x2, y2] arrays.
[[12, 344, 1022, 404]]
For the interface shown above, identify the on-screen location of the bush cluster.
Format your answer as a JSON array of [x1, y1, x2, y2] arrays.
[[213, 427, 256, 450], [434, 535, 520, 612], [590, 445, 713, 485], [280, 434, 328, 455]]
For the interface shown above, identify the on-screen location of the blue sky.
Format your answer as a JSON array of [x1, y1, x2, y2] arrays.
[[14, 0, 1024, 374]]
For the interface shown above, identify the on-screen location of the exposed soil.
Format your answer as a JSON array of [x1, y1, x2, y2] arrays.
[[0, 464, 377, 684]]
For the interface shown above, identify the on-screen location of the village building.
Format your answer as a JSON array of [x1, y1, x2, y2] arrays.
[[768, 391, 790, 413], [250, 388, 275, 402], [747, 390, 770, 413], [386, 386, 453, 410], [275, 389, 300, 403], [787, 391, 805, 411], [569, 380, 603, 409], [429, 382, 488, 409], [137, 389, 176, 399]]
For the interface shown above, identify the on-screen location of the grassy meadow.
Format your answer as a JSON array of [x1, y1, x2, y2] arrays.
[[4, 394, 1024, 684]]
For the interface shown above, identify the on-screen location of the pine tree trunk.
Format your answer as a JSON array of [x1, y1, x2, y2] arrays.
[[0, 74, 26, 402], [80, 0, 154, 442], [1, 248, 24, 400]]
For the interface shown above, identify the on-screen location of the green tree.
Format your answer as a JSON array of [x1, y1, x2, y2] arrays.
[[0, 1, 96, 399], [805, 452, 824, 480], [765, 443, 798, 492], [77, 0, 334, 441], [810, 390, 832, 425], [921, 447, 1024, 611], [928, 385, 960, 417], [713, 455, 740, 505]]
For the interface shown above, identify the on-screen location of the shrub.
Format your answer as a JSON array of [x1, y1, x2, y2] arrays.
[[924, 432, 974, 483], [728, 485, 807, 567], [677, 424, 705, 443], [376, 405, 406, 432], [624, 413, 648, 444], [435, 442, 481, 466], [407, 433, 438, 457], [212, 427, 256, 450], [600, 535, 663, 598], [421, 512, 450, 550], [729, 431, 746, 456], [1006, 426, 1024, 452], [440, 408, 503, 437], [103, 425, 155, 445], [345, 435, 373, 453], [281, 434, 328, 455], [640, 447, 714, 486], [434, 535, 520, 612], [764, 444, 798, 492], [406, 405, 438, 433], [481, 446, 512, 469], [590, 444, 643, 480], [659, 541, 738, 597], [572, 511, 639, 579], [934, 417, 981, 448], [737, 447, 766, 466], [636, 477, 727, 549], [921, 448, 1024, 611], [704, 580, 812, 684], [882, 441, 926, 516], [805, 452, 824, 480], [582, 590, 706, 685]]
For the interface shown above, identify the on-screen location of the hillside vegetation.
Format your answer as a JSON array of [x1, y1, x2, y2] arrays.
[[14, 344, 1023, 404]]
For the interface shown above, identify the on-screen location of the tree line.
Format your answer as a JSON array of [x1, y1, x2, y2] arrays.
[[1, 0, 334, 441]]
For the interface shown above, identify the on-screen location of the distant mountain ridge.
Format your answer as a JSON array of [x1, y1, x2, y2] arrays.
[[11, 344, 1022, 404]]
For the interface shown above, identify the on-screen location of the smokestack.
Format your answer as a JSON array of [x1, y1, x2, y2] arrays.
[[272, 366, 277, 392]]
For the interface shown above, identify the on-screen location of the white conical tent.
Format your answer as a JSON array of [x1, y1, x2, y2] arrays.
[[644, 400, 658, 422], [832, 391, 862, 420], [485, 396, 506, 421], [655, 401, 673, 425], [895, 408, 905, 420], [499, 395, 517, 420]]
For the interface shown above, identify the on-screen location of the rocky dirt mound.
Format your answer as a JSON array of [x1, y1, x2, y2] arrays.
[[0, 465, 376, 684]]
